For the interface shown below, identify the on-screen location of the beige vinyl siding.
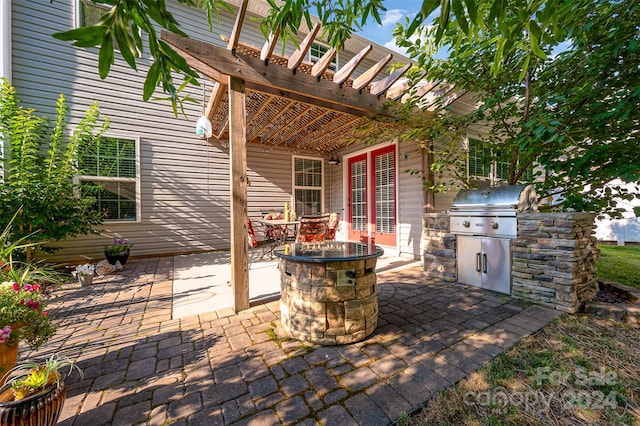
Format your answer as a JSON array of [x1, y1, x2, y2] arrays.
[[11, 0, 412, 262], [396, 141, 426, 258]]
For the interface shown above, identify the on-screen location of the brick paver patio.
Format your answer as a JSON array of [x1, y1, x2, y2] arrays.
[[23, 257, 562, 425]]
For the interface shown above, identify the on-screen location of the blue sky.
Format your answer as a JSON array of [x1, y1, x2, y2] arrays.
[[355, 1, 424, 55]]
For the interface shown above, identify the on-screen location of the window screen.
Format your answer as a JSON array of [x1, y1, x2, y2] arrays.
[[79, 136, 138, 221], [468, 138, 491, 178], [375, 151, 395, 233]]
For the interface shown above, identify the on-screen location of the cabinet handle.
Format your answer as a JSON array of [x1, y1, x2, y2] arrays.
[[476, 253, 481, 272], [483, 253, 488, 273]]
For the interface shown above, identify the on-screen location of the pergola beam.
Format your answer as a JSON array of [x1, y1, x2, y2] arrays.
[[205, 81, 226, 122], [311, 47, 337, 78], [333, 45, 372, 85], [352, 53, 393, 91], [227, 0, 249, 54], [369, 63, 412, 97], [288, 23, 320, 71], [260, 27, 280, 64]]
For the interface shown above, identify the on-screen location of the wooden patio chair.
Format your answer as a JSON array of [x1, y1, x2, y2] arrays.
[[296, 215, 330, 243]]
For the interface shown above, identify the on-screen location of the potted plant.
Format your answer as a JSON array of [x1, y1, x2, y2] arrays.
[[104, 236, 133, 267], [0, 282, 56, 376], [0, 354, 82, 426], [73, 263, 95, 287]]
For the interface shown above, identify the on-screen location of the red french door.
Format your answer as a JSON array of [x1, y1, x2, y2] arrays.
[[347, 145, 396, 246]]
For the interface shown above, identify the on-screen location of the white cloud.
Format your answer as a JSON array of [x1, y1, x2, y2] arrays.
[[380, 9, 406, 27], [383, 38, 409, 56]]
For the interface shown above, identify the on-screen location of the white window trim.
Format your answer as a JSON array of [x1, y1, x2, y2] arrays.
[[292, 155, 325, 215], [73, 133, 142, 223]]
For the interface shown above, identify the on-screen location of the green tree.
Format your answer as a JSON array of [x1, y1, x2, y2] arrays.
[[394, 0, 640, 216], [0, 79, 109, 261]]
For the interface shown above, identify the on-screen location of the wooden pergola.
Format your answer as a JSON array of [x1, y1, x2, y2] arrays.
[[160, 0, 458, 311]]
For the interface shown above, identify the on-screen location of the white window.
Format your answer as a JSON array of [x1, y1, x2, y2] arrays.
[[308, 42, 338, 72], [77, 135, 140, 222], [293, 156, 324, 215], [467, 136, 534, 184], [467, 137, 492, 180]]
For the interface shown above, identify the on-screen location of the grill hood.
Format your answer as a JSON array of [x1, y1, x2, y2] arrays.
[[451, 184, 538, 213]]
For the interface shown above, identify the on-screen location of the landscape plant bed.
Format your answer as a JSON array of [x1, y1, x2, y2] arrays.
[[404, 314, 640, 425]]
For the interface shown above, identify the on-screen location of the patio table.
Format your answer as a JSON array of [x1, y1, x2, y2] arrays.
[[255, 219, 300, 258], [274, 241, 384, 345]]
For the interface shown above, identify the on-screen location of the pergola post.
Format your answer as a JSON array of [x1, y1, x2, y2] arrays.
[[228, 76, 249, 312]]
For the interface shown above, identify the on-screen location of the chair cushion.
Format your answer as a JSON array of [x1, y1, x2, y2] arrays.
[[247, 219, 258, 248]]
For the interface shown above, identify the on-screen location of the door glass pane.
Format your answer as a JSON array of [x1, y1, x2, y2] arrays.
[[375, 151, 395, 233], [351, 159, 367, 232]]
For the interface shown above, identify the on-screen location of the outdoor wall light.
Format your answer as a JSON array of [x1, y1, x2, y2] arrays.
[[328, 156, 341, 165], [196, 115, 213, 139]]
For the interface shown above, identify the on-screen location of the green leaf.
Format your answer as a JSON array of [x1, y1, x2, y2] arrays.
[[143, 62, 160, 101], [451, 0, 469, 34], [464, 0, 478, 25], [53, 26, 107, 47], [98, 36, 114, 79], [435, 0, 452, 43]]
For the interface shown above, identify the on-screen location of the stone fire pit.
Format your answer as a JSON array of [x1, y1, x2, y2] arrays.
[[274, 242, 383, 345]]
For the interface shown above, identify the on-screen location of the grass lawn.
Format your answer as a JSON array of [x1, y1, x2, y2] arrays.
[[404, 245, 640, 425], [596, 245, 640, 289]]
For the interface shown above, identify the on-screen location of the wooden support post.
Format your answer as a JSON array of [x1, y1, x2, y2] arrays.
[[228, 76, 249, 312]]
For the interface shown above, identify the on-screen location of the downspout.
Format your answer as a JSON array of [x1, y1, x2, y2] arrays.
[[0, 0, 11, 83]]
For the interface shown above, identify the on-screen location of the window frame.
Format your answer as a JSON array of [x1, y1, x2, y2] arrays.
[[292, 155, 325, 216], [467, 136, 492, 180], [74, 133, 141, 223], [466, 134, 535, 184]]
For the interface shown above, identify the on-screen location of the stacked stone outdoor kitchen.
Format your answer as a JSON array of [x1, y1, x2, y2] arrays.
[[423, 185, 599, 313]]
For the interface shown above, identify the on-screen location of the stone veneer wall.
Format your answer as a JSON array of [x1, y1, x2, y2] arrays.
[[279, 257, 379, 345], [422, 211, 599, 313], [512, 212, 599, 313], [422, 213, 457, 282]]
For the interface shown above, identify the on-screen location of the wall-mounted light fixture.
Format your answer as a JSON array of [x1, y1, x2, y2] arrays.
[[328, 156, 341, 165]]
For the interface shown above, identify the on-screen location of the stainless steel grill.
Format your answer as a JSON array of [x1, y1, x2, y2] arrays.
[[450, 184, 538, 238], [449, 184, 538, 294]]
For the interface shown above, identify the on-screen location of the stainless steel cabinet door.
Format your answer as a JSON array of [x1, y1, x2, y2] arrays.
[[457, 236, 482, 287], [481, 237, 511, 294]]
